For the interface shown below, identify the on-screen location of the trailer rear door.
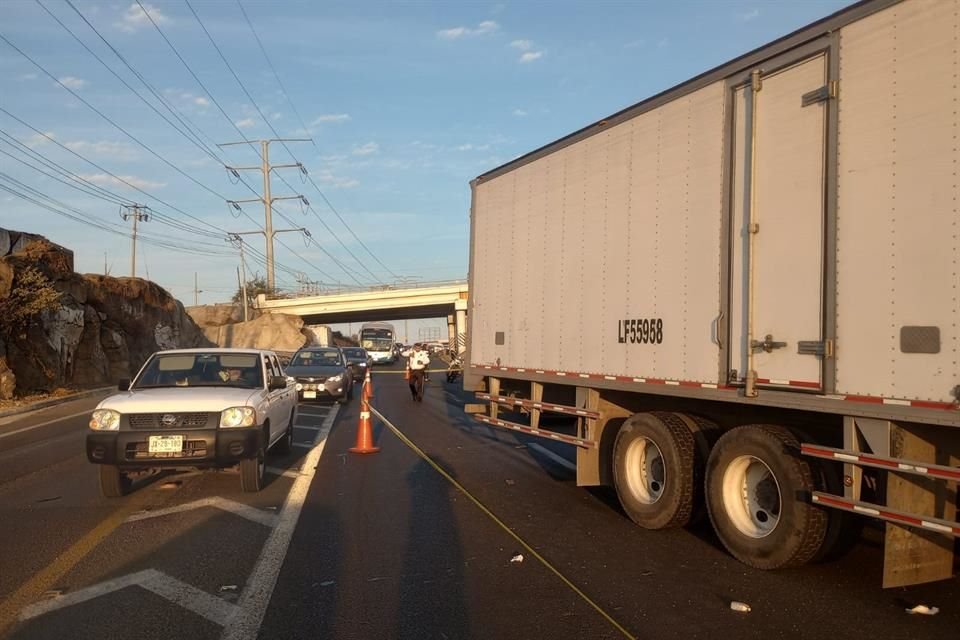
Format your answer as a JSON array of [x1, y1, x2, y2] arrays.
[[730, 52, 829, 391]]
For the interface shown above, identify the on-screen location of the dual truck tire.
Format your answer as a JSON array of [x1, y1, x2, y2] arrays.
[[613, 413, 829, 570]]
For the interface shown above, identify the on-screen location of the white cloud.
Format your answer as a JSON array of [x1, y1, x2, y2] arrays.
[[624, 39, 645, 49], [437, 20, 499, 40], [25, 132, 55, 148], [512, 109, 528, 117], [310, 113, 351, 125], [519, 51, 543, 63], [57, 76, 87, 90], [79, 173, 165, 190], [510, 39, 532, 51], [235, 118, 256, 129], [740, 8, 760, 21], [17, 73, 37, 81], [457, 143, 490, 152], [194, 96, 209, 107], [315, 170, 359, 189], [115, 2, 169, 33], [64, 140, 137, 160], [271, 112, 282, 121], [352, 142, 379, 156]]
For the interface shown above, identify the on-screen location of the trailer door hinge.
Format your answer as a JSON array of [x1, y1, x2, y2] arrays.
[[751, 69, 762, 92], [801, 80, 838, 107], [798, 339, 834, 358]]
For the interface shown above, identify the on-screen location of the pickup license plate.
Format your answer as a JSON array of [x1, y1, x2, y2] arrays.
[[148, 435, 183, 453], [302, 390, 317, 399]]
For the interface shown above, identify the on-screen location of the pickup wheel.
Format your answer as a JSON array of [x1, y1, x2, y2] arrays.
[[240, 439, 266, 492], [274, 410, 295, 454], [99, 464, 132, 498], [612, 412, 700, 529], [705, 424, 827, 570]]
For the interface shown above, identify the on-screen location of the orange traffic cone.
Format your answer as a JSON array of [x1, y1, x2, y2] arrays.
[[363, 370, 374, 402], [348, 396, 379, 454]]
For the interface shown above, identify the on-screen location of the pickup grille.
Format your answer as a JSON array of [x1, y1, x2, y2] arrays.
[[128, 413, 210, 430]]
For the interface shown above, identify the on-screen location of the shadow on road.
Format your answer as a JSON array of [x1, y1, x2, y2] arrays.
[[396, 455, 469, 639]]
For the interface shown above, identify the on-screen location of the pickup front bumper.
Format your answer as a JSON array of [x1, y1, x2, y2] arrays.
[[86, 426, 262, 469]]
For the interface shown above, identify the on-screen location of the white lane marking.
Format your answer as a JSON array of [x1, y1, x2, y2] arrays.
[[527, 442, 576, 473], [0, 409, 93, 440], [125, 497, 278, 528], [20, 569, 238, 625], [266, 466, 300, 479], [140, 570, 239, 626], [221, 404, 339, 640]]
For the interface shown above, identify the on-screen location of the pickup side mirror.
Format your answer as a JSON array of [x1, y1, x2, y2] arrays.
[[118, 378, 131, 391], [268, 375, 287, 391]]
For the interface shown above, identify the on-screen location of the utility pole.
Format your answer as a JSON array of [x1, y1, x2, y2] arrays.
[[220, 138, 311, 291], [120, 204, 149, 277], [193, 272, 203, 306], [236, 266, 247, 322], [228, 228, 305, 299]]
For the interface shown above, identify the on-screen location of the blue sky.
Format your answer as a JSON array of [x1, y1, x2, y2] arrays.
[[1, 0, 852, 334]]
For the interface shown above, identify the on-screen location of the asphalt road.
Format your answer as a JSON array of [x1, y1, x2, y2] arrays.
[[0, 361, 957, 639]]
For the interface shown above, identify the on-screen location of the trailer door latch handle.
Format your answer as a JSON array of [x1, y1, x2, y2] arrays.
[[751, 334, 787, 353]]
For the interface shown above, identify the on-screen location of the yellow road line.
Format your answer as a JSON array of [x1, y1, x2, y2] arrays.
[[367, 404, 636, 640], [0, 486, 157, 635]]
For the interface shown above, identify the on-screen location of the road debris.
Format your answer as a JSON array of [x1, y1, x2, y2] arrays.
[[905, 604, 939, 616], [730, 601, 751, 613], [320, 581, 335, 587], [40, 589, 64, 600], [367, 576, 388, 583], [219, 585, 238, 592], [505, 479, 516, 486], [510, 553, 524, 564]]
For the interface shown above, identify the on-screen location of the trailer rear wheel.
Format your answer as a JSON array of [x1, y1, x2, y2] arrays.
[[613, 412, 699, 529], [705, 424, 827, 569]]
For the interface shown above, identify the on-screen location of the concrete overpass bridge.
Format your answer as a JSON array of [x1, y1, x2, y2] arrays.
[[255, 281, 469, 351]]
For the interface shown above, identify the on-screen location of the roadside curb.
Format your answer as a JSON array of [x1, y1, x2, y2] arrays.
[[0, 386, 114, 420]]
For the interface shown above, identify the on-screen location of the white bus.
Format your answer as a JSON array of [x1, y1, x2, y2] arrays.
[[359, 322, 397, 364]]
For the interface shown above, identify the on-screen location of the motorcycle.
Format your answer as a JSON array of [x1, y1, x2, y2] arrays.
[[446, 353, 463, 383]]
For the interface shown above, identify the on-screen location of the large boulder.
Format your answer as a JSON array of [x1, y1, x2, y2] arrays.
[[204, 313, 308, 352], [186, 303, 252, 328], [0, 229, 212, 396]]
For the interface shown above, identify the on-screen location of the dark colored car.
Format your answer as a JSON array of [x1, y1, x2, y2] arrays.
[[285, 347, 354, 403], [341, 347, 372, 382]]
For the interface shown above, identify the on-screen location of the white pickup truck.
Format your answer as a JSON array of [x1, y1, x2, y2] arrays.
[[86, 348, 297, 496]]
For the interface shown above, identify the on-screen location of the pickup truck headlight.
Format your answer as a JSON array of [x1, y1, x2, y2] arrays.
[[327, 374, 343, 383], [220, 406, 256, 428], [358, 362, 367, 367], [89, 409, 120, 431]]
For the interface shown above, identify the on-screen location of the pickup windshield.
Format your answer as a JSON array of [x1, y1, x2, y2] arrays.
[[133, 353, 263, 389]]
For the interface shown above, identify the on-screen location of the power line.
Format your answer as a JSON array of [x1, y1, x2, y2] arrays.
[[130, 1, 372, 286], [0, 31, 235, 225], [188, 0, 397, 282], [0, 109, 227, 240]]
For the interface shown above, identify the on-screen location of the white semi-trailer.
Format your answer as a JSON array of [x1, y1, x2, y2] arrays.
[[465, 0, 959, 587]]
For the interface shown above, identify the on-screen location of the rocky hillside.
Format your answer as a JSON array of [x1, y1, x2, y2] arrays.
[[0, 228, 211, 398]]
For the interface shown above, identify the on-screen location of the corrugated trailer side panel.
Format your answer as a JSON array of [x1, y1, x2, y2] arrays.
[[836, 0, 960, 404], [471, 82, 726, 382]]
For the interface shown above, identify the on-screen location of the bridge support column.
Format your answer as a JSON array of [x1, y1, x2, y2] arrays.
[[447, 314, 456, 351], [455, 298, 468, 355]]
